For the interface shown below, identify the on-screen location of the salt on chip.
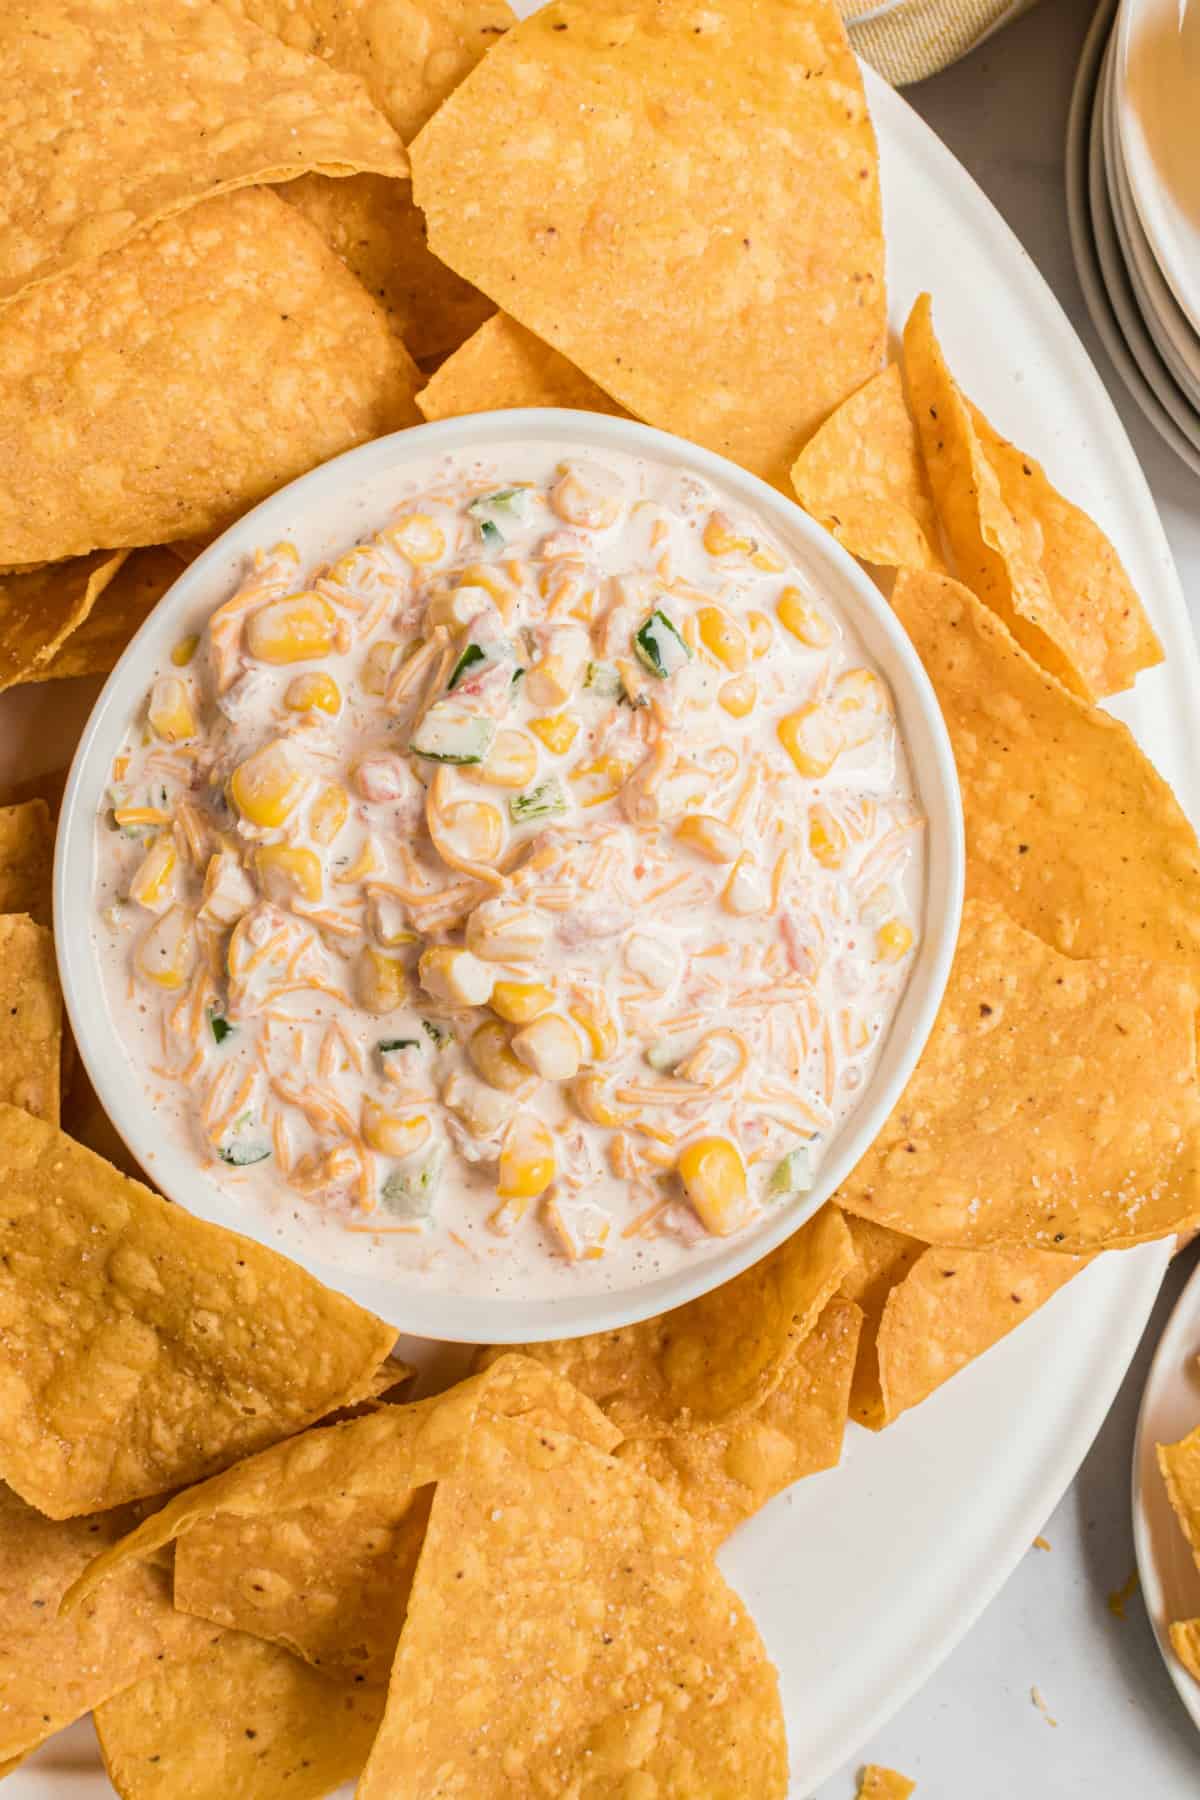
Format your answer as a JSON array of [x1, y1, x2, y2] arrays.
[[0, 801, 53, 927], [0, 188, 422, 565], [95, 1629, 385, 1800], [0, 554, 128, 690], [857, 1767, 916, 1799], [417, 311, 626, 420], [357, 1412, 789, 1798], [0, 0, 407, 303], [410, 0, 886, 489], [282, 172, 493, 361], [893, 570, 1200, 964], [0, 1482, 217, 1767], [837, 1216, 924, 1428], [616, 1298, 861, 1547], [791, 365, 940, 569], [0, 916, 60, 1125], [479, 1202, 858, 1436], [33, 549, 182, 684], [875, 1245, 1086, 1425], [0, 1105, 396, 1518], [839, 900, 1200, 1253]]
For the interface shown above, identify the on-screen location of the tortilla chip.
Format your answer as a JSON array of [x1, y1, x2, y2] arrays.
[[226, 0, 515, 143], [357, 1412, 788, 1798], [1171, 1620, 1200, 1684], [417, 311, 625, 420], [616, 1298, 861, 1547], [281, 172, 491, 362], [479, 1203, 858, 1436], [893, 570, 1200, 965], [33, 549, 182, 684], [410, 0, 885, 489], [1159, 1425, 1200, 1568], [791, 365, 940, 569], [0, 554, 128, 690], [837, 1216, 924, 1428], [0, 1482, 217, 1766], [839, 900, 1200, 1252], [0, 188, 422, 564], [0, 802, 53, 927], [0, 1105, 396, 1518], [875, 1246, 1086, 1424], [966, 402, 1162, 697], [95, 1629, 384, 1800], [0, 917, 60, 1125], [0, 0, 406, 304], [858, 1768, 916, 1800]]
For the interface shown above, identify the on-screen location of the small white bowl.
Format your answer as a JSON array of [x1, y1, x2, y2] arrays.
[[56, 410, 963, 1344]]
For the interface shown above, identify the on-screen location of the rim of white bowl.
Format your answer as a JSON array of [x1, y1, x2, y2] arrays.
[[55, 409, 964, 1343]]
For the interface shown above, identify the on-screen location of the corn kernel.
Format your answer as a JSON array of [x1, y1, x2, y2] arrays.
[[229, 740, 306, 828], [778, 704, 843, 777], [511, 1013, 582, 1083], [475, 729, 538, 790], [309, 781, 349, 846], [419, 945, 494, 1007], [676, 1136, 750, 1236], [808, 804, 848, 870], [285, 671, 341, 715], [361, 1101, 431, 1158], [721, 852, 768, 916], [718, 672, 757, 718], [551, 462, 622, 529], [255, 844, 323, 903], [244, 592, 336, 664], [454, 563, 513, 613], [135, 904, 196, 991], [525, 653, 581, 709], [674, 813, 740, 864], [171, 634, 198, 667], [834, 667, 891, 748], [199, 849, 254, 925], [466, 896, 550, 964], [750, 543, 786, 573], [778, 586, 835, 648], [702, 512, 755, 557], [128, 835, 177, 912], [570, 1074, 632, 1127], [569, 996, 618, 1062], [469, 1021, 537, 1094], [877, 919, 914, 962], [528, 713, 580, 755], [440, 800, 504, 865], [386, 513, 446, 565], [357, 945, 408, 1013], [491, 980, 554, 1025], [361, 640, 405, 696], [497, 1113, 556, 1200], [443, 1070, 515, 1139], [745, 610, 773, 657], [147, 675, 196, 744], [696, 606, 749, 671]]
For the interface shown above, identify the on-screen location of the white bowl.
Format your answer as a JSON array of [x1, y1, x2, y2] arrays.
[[1115, 0, 1200, 343], [56, 410, 964, 1343]]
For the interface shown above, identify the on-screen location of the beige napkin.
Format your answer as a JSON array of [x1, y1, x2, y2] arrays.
[[845, 0, 1037, 83]]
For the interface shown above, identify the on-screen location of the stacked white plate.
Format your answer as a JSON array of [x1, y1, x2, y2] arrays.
[[1067, 0, 1200, 475]]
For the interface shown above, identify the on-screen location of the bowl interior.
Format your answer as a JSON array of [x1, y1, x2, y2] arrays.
[[56, 409, 963, 1342]]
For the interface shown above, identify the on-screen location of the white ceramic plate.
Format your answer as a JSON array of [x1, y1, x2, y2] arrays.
[[1133, 1258, 1200, 1738], [1066, 0, 1200, 476], [1115, 0, 1200, 340], [10, 53, 1198, 1800]]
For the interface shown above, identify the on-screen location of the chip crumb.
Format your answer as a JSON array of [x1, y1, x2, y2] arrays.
[[1033, 1534, 1051, 1551], [1030, 1686, 1058, 1727], [857, 1764, 916, 1798], [1107, 1568, 1139, 1620]]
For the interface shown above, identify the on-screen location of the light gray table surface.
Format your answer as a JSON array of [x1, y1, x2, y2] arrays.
[[817, 0, 1200, 1791]]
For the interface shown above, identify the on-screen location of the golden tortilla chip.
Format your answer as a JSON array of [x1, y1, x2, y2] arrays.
[[479, 1203, 858, 1436], [0, 0, 406, 304], [791, 365, 940, 569], [893, 570, 1200, 964], [282, 172, 492, 361], [0, 1482, 217, 1766], [411, 0, 885, 488], [1159, 1425, 1200, 1567], [875, 1245, 1086, 1425], [966, 401, 1162, 697], [0, 554, 128, 690], [0, 801, 53, 927], [840, 900, 1200, 1252], [33, 549, 182, 684], [226, 0, 515, 143], [837, 1216, 924, 1428], [358, 1412, 788, 1798], [95, 1629, 384, 1800], [416, 311, 624, 420], [857, 1767, 916, 1800], [0, 1105, 396, 1518], [0, 916, 60, 1125], [1170, 1620, 1200, 1684], [616, 1298, 861, 1547], [0, 188, 422, 565], [903, 294, 1159, 699]]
